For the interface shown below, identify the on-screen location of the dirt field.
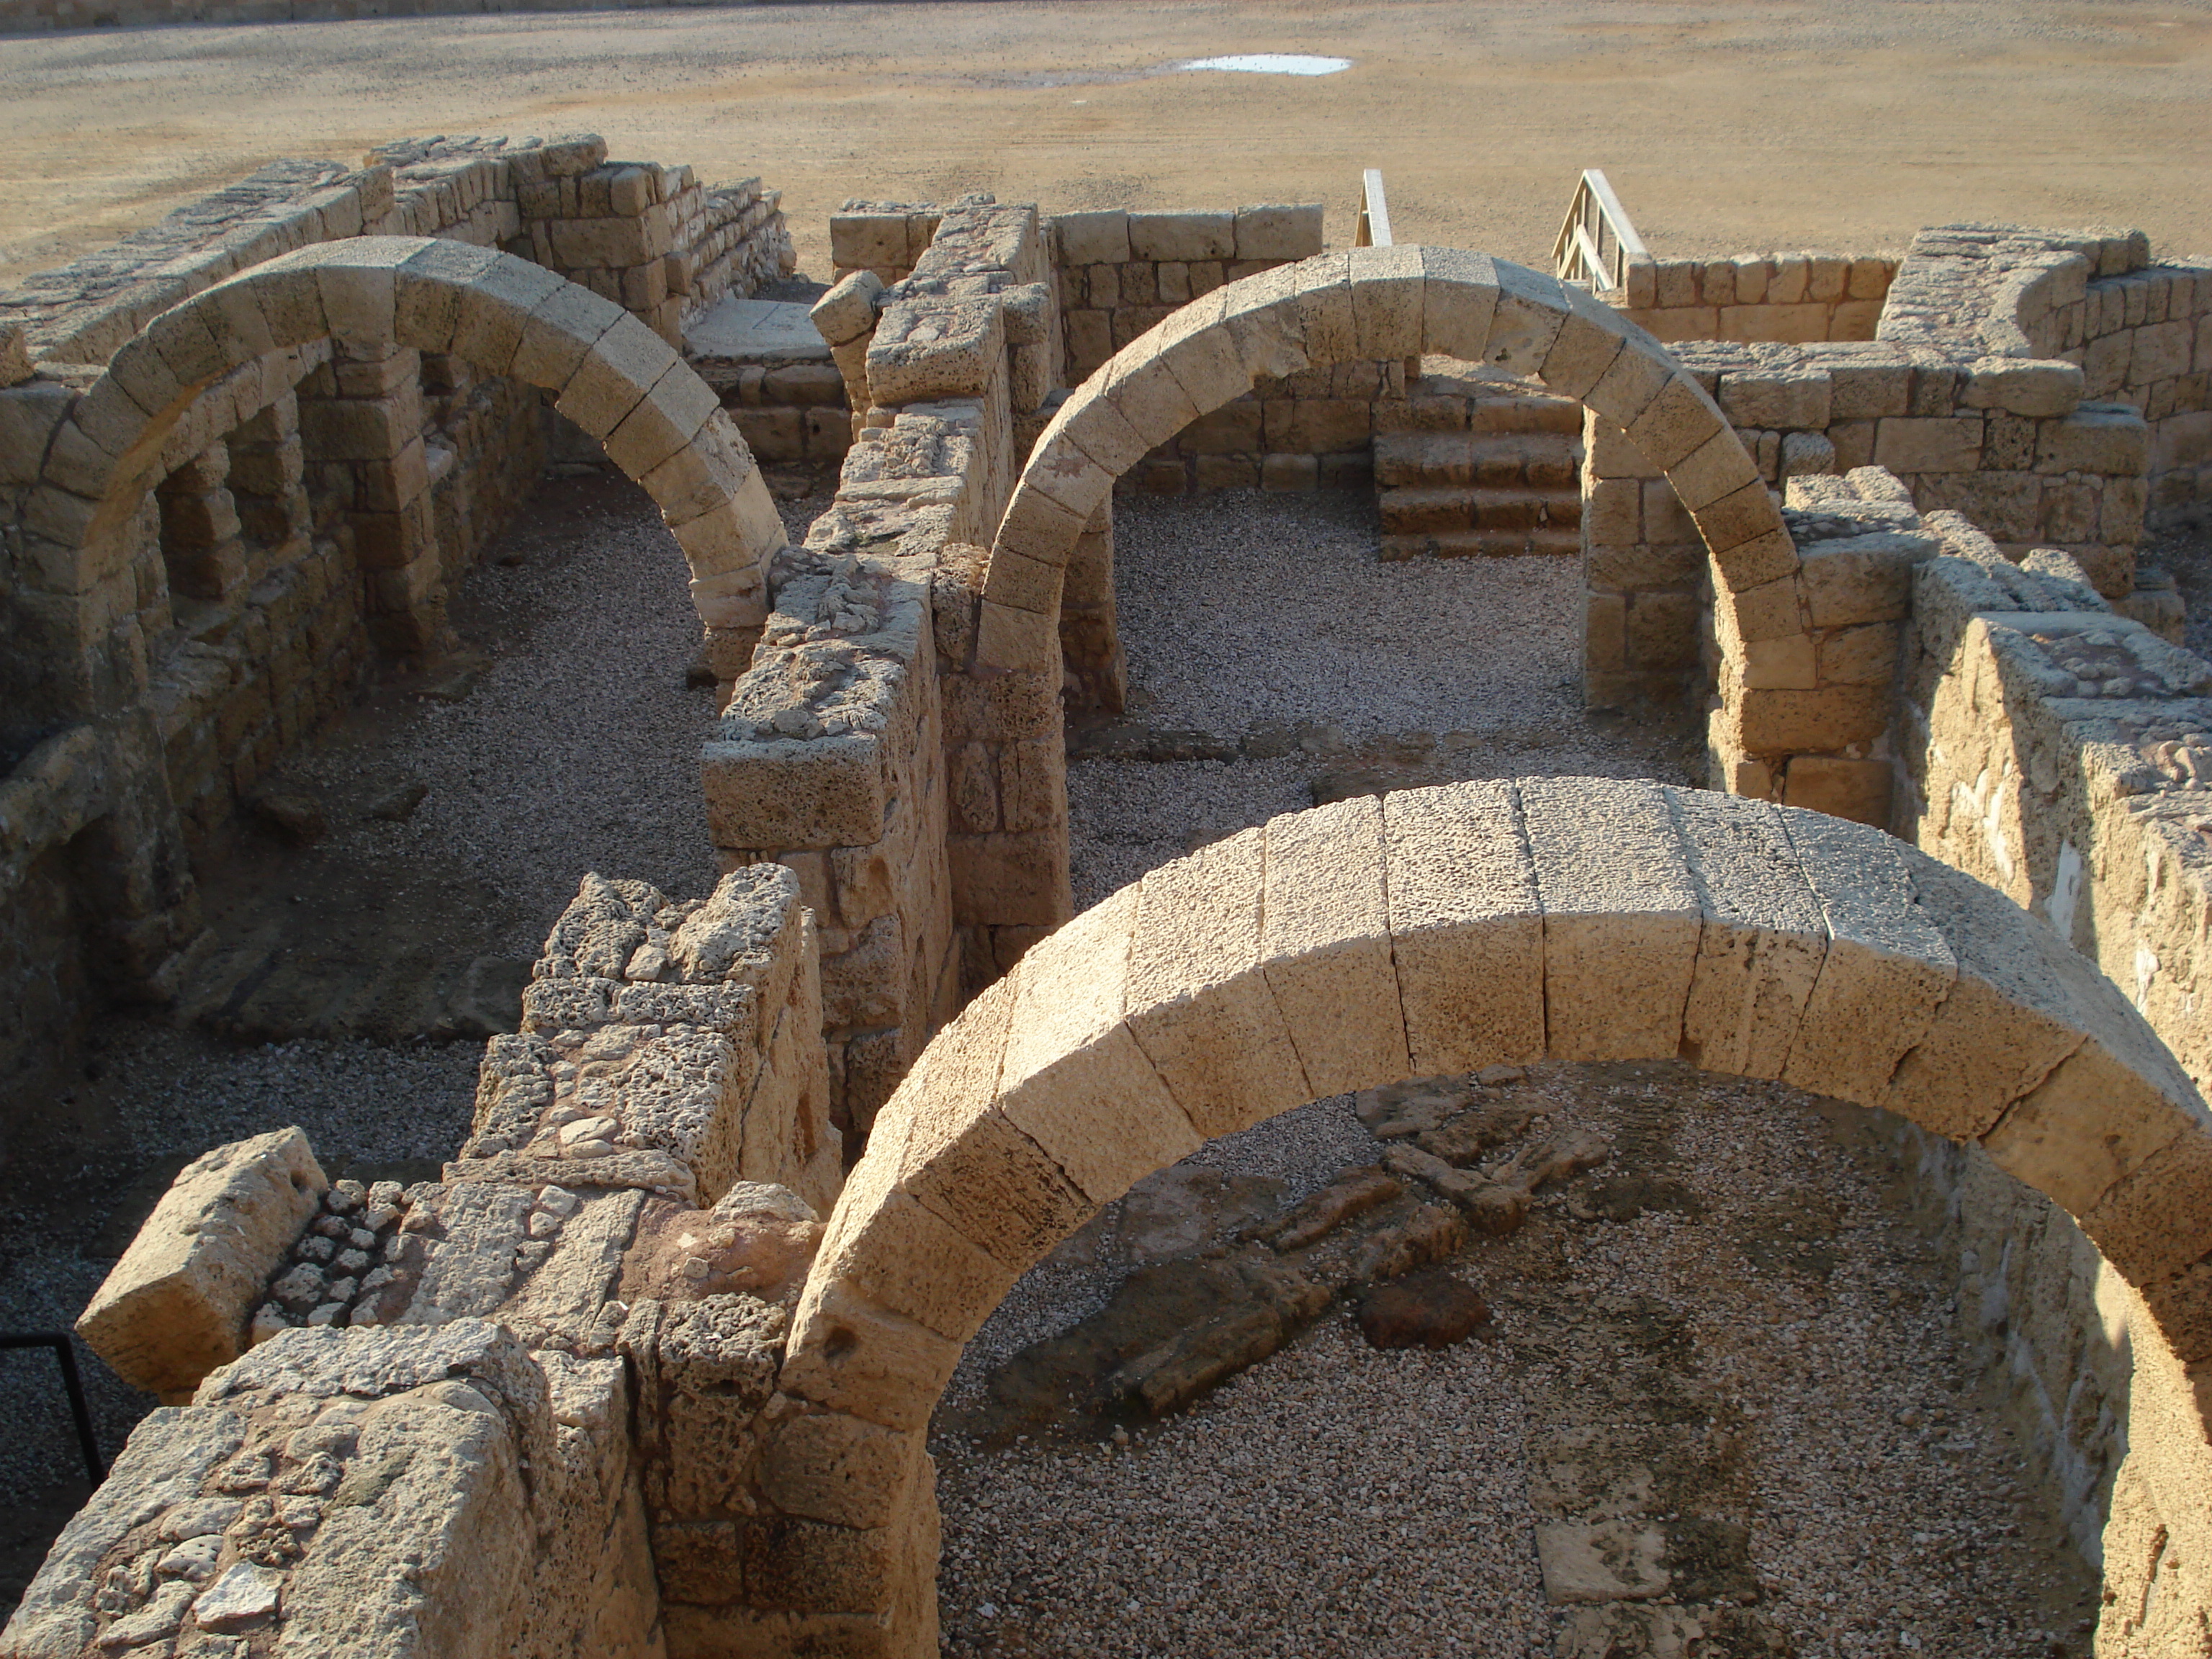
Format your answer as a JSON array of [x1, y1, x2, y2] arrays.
[[3, 0, 2211, 292]]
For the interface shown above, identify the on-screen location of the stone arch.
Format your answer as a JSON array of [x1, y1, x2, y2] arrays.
[[976, 246, 1797, 675], [37, 235, 784, 639], [765, 778, 2212, 1646]]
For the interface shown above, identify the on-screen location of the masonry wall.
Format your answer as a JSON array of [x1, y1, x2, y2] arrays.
[[1609, 251, 1899, 345], [0, 134, 798, 1149], [703, 194, 1059, 1140]]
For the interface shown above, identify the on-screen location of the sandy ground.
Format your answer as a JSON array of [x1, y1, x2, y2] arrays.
[[4, 0, 2212, 292]]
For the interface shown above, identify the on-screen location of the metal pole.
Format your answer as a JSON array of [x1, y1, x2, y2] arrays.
[[1, 1333, 106, 1485]]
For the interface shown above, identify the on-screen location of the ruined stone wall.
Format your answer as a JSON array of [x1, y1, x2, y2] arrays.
[[702, 195, 1058, 1141], [0, 138, 796, 1127], [2, 864, 850, 1659]]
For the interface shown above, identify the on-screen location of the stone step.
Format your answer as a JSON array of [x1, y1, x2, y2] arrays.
[[1378, 485, 1581, 536], [1380, 526, 1582, 560], [1373, 431, 1581, 490]]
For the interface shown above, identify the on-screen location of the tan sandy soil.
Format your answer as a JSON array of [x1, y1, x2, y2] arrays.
[[2, 0, 2210, 292]]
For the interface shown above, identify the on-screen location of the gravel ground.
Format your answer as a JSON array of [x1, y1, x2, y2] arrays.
[[937, 490, 2099, 1658], [1112, 490, 1588, 741]]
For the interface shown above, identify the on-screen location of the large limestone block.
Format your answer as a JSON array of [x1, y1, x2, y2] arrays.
[[1100, 346, 1202, 451], [1779, 809, 1956, 1105], [392, 238, 505, 356], [77, 1127, 327, 1398], [313, 237, 423, 347], [1218, 266, 1315, 382], [1417, 246, 1501, 363], [1537, 284, 1630, 402], [274, 1383, 535, 1659], [1347, 243, 1426, 360], [1259, 795, 1411, 1097], [1124, 829, 1313, 1139], [1884, 854, 2117, 1140], [1667, 788, 1825, 1079], [1156, 309, 1251, 417], [511, 281, 629, 392], [1288, 251, 1357, 364], [1524, 778, 1699, 1062], [555, 312, 681, 441], [447, 255, 567, 378], [1000, 886, 1205, 1199], [866, 297, 1004, 405], [603, 360, 720, 480], [1482, 263, 1570, 377], [1061, 389, 1152, 476], [1382, 781, 1545, 1074], [778, 1276, 961, 1434], [866, 977, 1089, 1270]]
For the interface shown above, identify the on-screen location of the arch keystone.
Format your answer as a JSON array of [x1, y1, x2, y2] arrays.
[[1524, 776, 1700, 1061], [1416, 246, 1501, 361], [1124, 827, 1312, 1139], [1669, 788, 1826, 1079], [1346, 243, 1426, 359], [1382, 779, 1544, 1073]]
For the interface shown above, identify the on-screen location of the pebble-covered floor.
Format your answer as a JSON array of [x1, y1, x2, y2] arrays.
[[0, 480, 2108, 1653]]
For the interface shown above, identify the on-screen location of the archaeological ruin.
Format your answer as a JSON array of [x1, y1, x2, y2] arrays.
[[1, 109, 2211, 1659]]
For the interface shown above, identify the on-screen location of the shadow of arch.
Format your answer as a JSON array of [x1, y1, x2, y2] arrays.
[[35, 235, 786, 641], [767, 778, 2212, 1647]]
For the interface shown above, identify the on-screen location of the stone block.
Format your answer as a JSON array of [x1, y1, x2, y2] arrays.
[[76, 1127, 327, 1398], [1128, 211, 1235, 262], [1234, 203, 1324, 261], [1056, 210, 1132, 267], [1719, 367, 1831, 431], [1959, 356, 2085, 419], [554, 312, 682, 441], [2036, 403, 2151, 475], [1874, 416, 1985, 475]]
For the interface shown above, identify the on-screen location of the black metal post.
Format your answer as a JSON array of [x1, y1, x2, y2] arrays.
[[1, 1333, 106, 1485]]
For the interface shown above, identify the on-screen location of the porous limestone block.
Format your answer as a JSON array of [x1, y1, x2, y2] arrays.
[[1022, 426, 1115, 524], [702, 729, 889, 851], [0, 320, 31, 388], [1626, 374, 1727, 472], [449, 256, 568, 378], [778, 1276, 961, 1435], [511, 282, 629, 394], [866, 297, 1004, 406], [1155, 310, 1251, 418], [1289, 252, 1357, 366], [1779, 807, 1957, 1104], [1100, 348, 1202, 451], [809, 270, 884, 347], [1585, 341, 1673, 436], [143, 304, 231, 391], [643, 410, 756, 526], [1666, 788, 1825, 1079], [555, 312, 681, 441], [1719, 366, 1832, 431], [76, 1127, 327, 1398], [1061, 387, 1154, 475], [2036, 403, 2150, 475], [104, 334, 189, 422], [1417, 246, 1501, 363], [3, 1406, 243, 1658], [1259, 794, 1411, 1097], [1128, 210, 1234, 262], [1382, 781, 1545, 1074], [313, 236, 423, 347], [1694, 479, 1786, 554], [1537, 285, 1629, 402], [811, 1165, 1019, 1347], [996, 887, 1205, 1200], [1123, 830, 1313, 1140], [392, 239, 505, 356], [1218, 265, 1316, 380], [1960, 356, 2085, 419], [603, 360, 721, 480], [990, 482, 1086, 589], [1667, 428, 1762, 513], [1523, 777, 1699, 1062], [1482, 263, 1569, 377], [274, 1378, 538, 1659], [1233, 203, 1323, 261], [866, 977, 1090, 1271], [1055, 210, 1131, 268], [1874, 853, 2113, 1139], [1347, 243, 1426, 361], [974, 598, 1060, 673], [757, 1408, 924, 1531]]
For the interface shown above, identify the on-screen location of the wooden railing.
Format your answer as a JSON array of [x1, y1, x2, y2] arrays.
[[1552, 168, 1646, 294], [1353, 168, 1393, 248]]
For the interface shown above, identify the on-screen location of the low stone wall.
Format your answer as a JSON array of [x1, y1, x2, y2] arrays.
[[1608, 250, 1899, 345], [6, 864, 844, 1659], [703, 194, 1061, 1138]]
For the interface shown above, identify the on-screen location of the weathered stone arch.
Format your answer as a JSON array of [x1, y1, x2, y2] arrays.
[[764, 779, 2212, 1650], [37, 236, 785, 636], [977, 246, 1797, 675]]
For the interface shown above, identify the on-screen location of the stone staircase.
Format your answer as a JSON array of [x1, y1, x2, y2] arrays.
[[1375, 379, 1583, 560]]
